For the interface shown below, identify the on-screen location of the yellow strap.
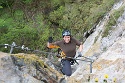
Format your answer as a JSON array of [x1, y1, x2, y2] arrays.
[[48, 44, 66, 58], [60, 51, 66, 58]]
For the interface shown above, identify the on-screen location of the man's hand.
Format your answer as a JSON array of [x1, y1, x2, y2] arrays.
[[56, 54, 61, 58], [78, 52, 82, 57], [48, 37, 53, 43]]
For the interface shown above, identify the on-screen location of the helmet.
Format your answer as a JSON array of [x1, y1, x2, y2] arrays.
[[62, 30, 71, 37]]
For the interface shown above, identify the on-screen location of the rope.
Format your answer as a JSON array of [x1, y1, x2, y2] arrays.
[[0, 42, 94, 73]]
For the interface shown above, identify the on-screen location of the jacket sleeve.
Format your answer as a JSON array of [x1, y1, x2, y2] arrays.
[[47, 40, 61, 49]]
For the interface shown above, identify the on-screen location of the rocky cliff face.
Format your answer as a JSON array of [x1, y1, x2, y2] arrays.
[[0, 52, 64, 83], [67, 0, 125, 83], [0, 52, 42, 83], [0, 0, 125, 83]]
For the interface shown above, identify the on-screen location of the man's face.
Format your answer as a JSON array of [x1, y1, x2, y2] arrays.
[[63, 36, 71, 43]]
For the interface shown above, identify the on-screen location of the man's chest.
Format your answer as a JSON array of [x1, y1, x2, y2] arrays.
[[60, 43, 76, 53]]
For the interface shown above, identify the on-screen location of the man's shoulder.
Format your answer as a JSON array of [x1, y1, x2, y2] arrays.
[[71, 37, 81, 45], [71, 37, 77, 41], [54, 40, 64, 45]]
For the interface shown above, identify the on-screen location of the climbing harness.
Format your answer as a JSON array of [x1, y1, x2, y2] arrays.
[[57, 48, 94, 73]]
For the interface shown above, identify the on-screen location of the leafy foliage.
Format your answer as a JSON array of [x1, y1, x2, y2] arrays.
[[0, 0, 14, 7], [0, 0, 118, 53], [23, 0, 33, 4]]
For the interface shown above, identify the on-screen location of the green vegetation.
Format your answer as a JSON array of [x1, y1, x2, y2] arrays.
[[0, 0, 117, 54]]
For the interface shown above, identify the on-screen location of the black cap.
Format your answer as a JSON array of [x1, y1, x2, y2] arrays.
[[62, 30, 71, 37]]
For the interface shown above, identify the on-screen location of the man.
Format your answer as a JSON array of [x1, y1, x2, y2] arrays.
[[47, 30, 83, 76]]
